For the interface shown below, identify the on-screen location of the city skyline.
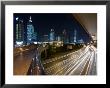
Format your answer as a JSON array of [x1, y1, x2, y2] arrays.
[[14, 13, 92, 46], [13, 13, 97, 75]]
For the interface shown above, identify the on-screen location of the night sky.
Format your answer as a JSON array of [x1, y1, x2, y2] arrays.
[[14, 13, 92, 43]]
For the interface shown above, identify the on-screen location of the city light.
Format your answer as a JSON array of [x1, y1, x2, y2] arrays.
[[16, 17, 19, 21], [14, 13, 97, 75], [16, 41, 23, 46], [33, 42, 38, 44]]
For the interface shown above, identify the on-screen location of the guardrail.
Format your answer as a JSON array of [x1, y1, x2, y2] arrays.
[[27, 52, 45, 75]]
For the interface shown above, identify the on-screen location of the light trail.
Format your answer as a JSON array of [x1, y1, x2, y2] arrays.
[[65, 50, 91, 75], [44, 47, 86, 74], [43, 45, 97, 75], [43, 47, 86, 65]]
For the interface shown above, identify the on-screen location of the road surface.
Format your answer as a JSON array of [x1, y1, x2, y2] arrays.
[[43, 45, 97, 75], [14, 47, 44, 75]]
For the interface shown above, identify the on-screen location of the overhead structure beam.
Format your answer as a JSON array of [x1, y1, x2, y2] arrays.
[[73, 13, 97, 42]]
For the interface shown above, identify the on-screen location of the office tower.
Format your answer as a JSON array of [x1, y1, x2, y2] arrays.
[[15, 17, 24, 46], [50, 29, 55, 41], [32, 32, 37, 42], [62, 29, 69, 44], [56, 36, 61, 41], [74, 29, 77, 43], [43, 35, 49, 42], [27, 16, 35, 44]]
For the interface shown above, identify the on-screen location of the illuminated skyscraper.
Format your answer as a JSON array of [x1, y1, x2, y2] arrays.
[[56, 36, 61, 41], [15, 17, 19, 42], [50, 29, 55, 41], [62, 29, 69, 44], [74, 29, 77, 43], [15, 17, 24, 46], [27, 16, 35, 44], [32, 32, 37, 42]]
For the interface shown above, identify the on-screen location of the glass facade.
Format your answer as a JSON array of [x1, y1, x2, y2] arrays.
[[27, 16, 36, 44], [74, 29, 77, 43], [62, 29, 69, 44], [50, 29, 55, 41]]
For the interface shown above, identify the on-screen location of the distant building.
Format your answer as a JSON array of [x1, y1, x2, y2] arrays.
[[15, 17, 24, 46], [74, 29, 77, 43], [43, 35, 49, 42], [78, 39, 84, 44], [50, 29, 55, 41], [56, 36, 61, 41], [62, 29, 69, 44], [27, 16, 36, 44]]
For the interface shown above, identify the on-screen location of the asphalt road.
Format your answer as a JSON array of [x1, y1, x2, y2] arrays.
[[14, 45, 96, 75], [14, 49, 36, 75], [14, 48, 44, 75], [43, 45, 97, 75]]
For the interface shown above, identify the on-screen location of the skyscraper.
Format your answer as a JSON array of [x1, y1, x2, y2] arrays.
[[43, 35, 49, 42], [62, 29, 69, 44], [27, 16, 35, 44], [15, 17, 24, 46], [50, 29, 55, 41], [56, 36, 61, 41], [32, 32, 37, 42], [74, 29, 77, 43]]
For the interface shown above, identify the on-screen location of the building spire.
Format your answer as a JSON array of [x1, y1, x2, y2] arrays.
[[16, 17, 19, 21], [29, 16, 32, 22]]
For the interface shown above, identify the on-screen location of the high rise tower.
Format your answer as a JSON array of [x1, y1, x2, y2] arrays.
[[50, 29, 55, 41], [15, 17, 24, 46], [62, 29, 69, 44], [27, 16, 35, 44], [74, 29, 77, 43]]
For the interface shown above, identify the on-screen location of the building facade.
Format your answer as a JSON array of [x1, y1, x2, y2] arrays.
[[49, 29, 55, 42], [62, 29, 69, 44], [15, 17, 24, 46], [43, 35, 49, 42], [74, 29, 77, 43], [27, 16, 36, 44]]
